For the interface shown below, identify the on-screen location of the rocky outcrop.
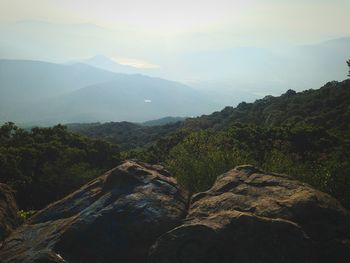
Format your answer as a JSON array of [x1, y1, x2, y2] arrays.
[[0, 183, 20, 243], [149, 165, 350, 263], [2, 163, 350, 263], [0, 160, 188, 263]]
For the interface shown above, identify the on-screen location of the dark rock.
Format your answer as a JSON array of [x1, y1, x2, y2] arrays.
[[0, 160, 188, 263], [0, 183, 20, 243], [149, 165, 350, 263]]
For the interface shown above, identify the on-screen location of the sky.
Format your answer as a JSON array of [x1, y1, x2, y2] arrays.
[[0, 0, 349, 84], [1, 1, 349, 38]]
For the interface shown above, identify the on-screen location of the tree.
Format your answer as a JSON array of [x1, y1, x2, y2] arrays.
[[347, 60, 350, 77], [0, 123, 121, 210]]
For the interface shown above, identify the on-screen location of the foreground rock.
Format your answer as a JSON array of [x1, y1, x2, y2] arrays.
[[149, 165, 350, 263], [0, 183, 20, 243], [0, 160, 188, 263]]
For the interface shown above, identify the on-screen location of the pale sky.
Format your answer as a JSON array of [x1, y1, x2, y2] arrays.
[[0, 0, 349, 82]]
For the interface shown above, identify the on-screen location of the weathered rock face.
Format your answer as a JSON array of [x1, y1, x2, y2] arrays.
[[0, 160, 188, 263], [149, 165, 350, 263], [0, 183, 20, 243]]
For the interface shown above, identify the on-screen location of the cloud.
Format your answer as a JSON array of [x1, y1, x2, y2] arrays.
[[112, 57, 160, 69], [144, 99, 152, 103]]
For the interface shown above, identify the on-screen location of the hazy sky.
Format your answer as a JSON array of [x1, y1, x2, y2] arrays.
[[1, 0, 349, 43], [0, 0, 349, 83]]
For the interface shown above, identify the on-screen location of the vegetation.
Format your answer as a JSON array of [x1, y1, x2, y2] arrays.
[[182, 80, 350, 134], [347, 59, 350, 77], [2, 76, 350, 212], [18, 210, 37, 221], [166, 124, 350, 206], [0, 123, 120, 210]]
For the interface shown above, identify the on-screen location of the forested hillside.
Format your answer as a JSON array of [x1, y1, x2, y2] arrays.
[[124, 79, 350, 207], [182, 79, 350, 133]]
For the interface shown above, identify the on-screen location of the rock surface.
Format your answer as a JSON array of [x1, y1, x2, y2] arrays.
[[149, 165, 350, 263], [0, 160, 188, 263], [0, 183, 20, 243]]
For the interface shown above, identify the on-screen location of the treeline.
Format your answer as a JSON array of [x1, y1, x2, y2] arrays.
[[0, 123, 120, 210]]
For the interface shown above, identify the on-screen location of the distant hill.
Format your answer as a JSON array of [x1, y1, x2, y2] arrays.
[[67, 121, 182, 151], [142, 116, 187, 126], [0, 59, 215, 124]]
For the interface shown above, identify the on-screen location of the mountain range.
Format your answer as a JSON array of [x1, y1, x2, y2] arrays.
[[0, 59, 218, 125], [1, 20, 349, 94]]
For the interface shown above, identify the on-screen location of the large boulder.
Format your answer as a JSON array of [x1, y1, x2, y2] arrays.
[[149, 165, 350, 263], [0, 183, 20, 243], [0, 160, 188, 263]]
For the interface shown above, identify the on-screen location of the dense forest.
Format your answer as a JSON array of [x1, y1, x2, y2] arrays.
[[1, 77, 350, 213], [67, 121, 183, 151]]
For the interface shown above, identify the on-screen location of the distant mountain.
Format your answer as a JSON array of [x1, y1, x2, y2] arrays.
[[41, 75, 211, 123], [0, 59, 215, 124], [2, 20, 349, 94], [0, 59, 117, 101], [182, 37, 350, 95], [0, 60, 121, 122]]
